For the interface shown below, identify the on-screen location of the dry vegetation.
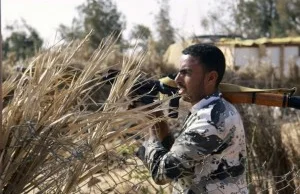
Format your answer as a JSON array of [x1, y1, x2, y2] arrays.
[[0, 35, 299, 194], [0, 35, 171, 193]]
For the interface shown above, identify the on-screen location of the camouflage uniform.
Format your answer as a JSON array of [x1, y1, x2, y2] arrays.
[[137, 92, 248, 194]]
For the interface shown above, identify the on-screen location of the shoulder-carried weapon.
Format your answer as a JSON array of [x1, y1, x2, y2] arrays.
[[104, 70, 300, 118]]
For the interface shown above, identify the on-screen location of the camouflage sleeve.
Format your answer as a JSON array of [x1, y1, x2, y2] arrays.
[[161, 134, 175, 150], [136, 116, 230, 185]]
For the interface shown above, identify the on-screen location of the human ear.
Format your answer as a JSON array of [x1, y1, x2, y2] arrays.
[[206, 71, 218, 86]]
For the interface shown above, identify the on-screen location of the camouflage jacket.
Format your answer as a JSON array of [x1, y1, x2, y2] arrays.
[[137, 92, 248, 194]]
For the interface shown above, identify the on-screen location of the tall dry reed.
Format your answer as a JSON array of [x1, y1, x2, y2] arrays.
[[0, 34, 170, 193]]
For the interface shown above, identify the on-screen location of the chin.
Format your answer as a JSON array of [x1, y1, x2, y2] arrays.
[[181, 95, 192, 103]]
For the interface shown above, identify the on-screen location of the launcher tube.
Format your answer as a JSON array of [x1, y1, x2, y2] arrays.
[[222, 92, 299, 109]]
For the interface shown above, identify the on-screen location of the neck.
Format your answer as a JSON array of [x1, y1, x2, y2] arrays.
[[191, 89, 219, 106]]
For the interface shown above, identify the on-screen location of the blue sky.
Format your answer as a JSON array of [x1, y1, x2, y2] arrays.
[[2, 0, 214, 44]]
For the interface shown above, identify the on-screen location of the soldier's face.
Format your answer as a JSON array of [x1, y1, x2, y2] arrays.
[[175, 55, 210, 105]]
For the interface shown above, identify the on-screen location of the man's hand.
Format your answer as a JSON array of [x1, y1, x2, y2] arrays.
[[148, 110, 170, 141]]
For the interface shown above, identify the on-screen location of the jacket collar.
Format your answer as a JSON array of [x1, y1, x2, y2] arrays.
[[190, 91, 221, 114]]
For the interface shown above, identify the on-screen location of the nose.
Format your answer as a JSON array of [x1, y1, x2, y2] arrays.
[[174, 72, 181, 84]]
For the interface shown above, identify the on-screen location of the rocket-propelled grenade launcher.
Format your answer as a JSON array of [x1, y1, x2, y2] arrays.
[[219, 83, 300, 110], [104, 70, 300, 118], [159, 75, 300, 113]]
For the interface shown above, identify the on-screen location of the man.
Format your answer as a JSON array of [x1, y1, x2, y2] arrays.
[[137, 44, 248, 194]]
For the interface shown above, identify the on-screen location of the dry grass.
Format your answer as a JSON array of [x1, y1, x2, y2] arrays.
[[0, 34, 171, 193]]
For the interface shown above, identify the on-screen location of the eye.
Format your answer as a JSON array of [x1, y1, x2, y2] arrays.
[[179, 69, 191, 76], [179, 69, 187, 75]]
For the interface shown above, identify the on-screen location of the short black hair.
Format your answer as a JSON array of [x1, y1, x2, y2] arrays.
[[182, 43, 225, 85]]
